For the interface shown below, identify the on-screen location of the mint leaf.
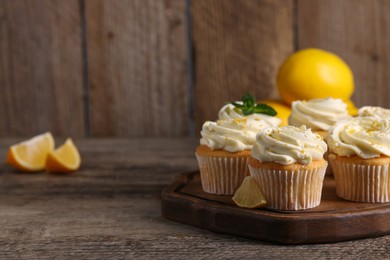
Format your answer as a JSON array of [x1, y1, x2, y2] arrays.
[[254, 104, 277, 116], [231, 102, 244, 109], [242, 93, 256, 107], [242, 107, 255, 115], [230, 93, 277, 116]]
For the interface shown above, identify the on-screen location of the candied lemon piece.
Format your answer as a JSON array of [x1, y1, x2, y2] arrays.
[[232, 176, 267, 209], [45, 138, 81, 173], [6, 132, 54, 172]]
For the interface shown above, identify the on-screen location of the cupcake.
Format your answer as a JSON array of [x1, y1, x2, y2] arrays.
[[288, 97, 350, 139], [288, 97, 350, 176], [358, 106, 390, 119], [248, 125, 328, 210], [196, 118, 270, 195], [327, 117, 390, 203]]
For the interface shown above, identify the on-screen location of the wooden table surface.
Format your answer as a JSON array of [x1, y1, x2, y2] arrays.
[[0, 138, 388, 258]]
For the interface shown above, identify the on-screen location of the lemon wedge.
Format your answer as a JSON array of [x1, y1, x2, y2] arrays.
[[6, 132, 54, 172], [45, 138, 81, 173], [232, 176, 266, 209]]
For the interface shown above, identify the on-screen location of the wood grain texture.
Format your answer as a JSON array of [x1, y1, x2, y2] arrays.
[[86, 0, 189, 137], [0, 0, 85, 137], [0, 138, 388, 257], [297, 0, 390, 108], [163, 172, 390, 244], [191, 0, 294, 132]]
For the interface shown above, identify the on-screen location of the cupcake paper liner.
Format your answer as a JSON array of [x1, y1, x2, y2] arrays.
[[195, 154, 250, 195], [248, 164, 327, 210], [330, 159, 390, 202]]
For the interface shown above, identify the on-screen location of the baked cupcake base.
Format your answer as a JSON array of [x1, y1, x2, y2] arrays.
[[195, 145, 250, 195], [314, 130, 329, 140], [329, 154, 390, 203], [313, 130, 333, 176], [248, 158, 327, 211]]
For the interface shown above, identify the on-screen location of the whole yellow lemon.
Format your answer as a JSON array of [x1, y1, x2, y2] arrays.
[[276, 48, 354, 105], [259, 99, 291, 126]]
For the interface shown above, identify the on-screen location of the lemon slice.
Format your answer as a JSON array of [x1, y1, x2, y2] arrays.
[[232, 176, 267, 209], [45, 138, 81, 173], [6, 132, 54, 172], [345, 99, 358, 116], [259, 99, 291, 126]]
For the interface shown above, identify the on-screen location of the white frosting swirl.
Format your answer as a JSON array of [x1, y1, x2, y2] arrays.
[[327, 117, 390, 158], [200, 118, 269, 152], [358, 106, 390, 119], [252, 126, 327, 165], [288, 98, 350, 131], [218, 103, 281, 127]]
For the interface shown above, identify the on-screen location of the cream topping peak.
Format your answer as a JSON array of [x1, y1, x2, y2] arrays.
[[200, 118, 270, 152], [252, 125, 327, 165], [328, 117, 390, 158], [288, 98, 350, 131], [358, 106, 390, 119], [219, 102, 281, 127]]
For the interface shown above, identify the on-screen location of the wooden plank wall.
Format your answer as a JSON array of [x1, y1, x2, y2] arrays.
[[297, 0, 390, 109], [0, 0, 389, 137], [191, 0, 293, 131], [85, 0, 189, 137], [0, 0, 85, 137], [0, 0, 189, 138]]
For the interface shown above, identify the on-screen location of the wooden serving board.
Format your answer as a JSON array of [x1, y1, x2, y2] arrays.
[[161, 171, 390, 244]]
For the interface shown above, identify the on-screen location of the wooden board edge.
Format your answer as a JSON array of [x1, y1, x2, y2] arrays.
[[161, 172, 390, 244]]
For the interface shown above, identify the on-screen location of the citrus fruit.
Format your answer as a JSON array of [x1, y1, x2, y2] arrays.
[[46, 138, 81, 173], [232, 176, 266, 209], [259, 99, 291, 126], [345, 99, 358, 116], [6, 132, 54, 172], [276, 48, 354, 105]]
